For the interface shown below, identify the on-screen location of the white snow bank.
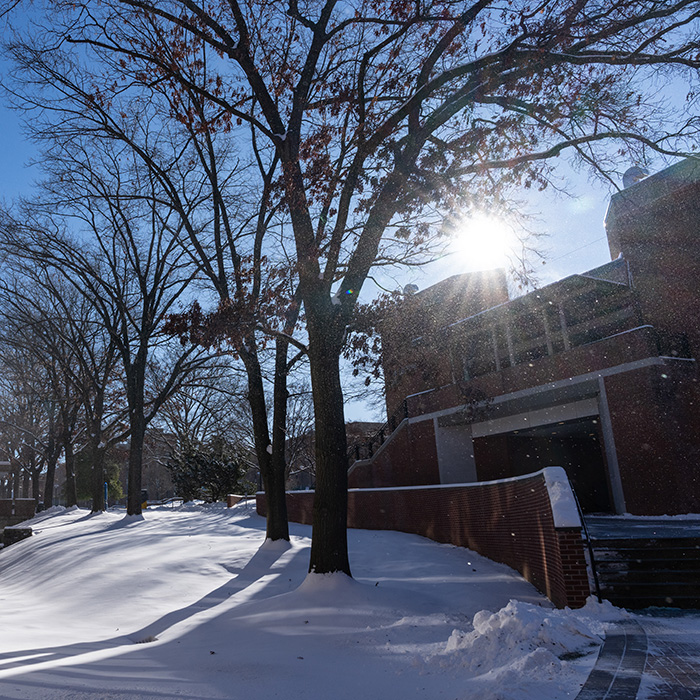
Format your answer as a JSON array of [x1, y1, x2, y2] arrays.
[[39, 505, 67, 515], [11, 504, 76, 528], [421, 597, 623, 700], [441, 597, 620, 672], [0, 501, 617, 700], [543, 466, 581, 527]]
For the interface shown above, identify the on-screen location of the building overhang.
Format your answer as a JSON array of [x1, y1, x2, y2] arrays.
[[415, 354, 693, 431]]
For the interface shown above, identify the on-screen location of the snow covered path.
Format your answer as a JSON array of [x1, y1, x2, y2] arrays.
[[0, 502, 622, 699]]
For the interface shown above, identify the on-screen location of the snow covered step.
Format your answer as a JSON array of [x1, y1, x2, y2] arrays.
[[590, 537, 700, 609]]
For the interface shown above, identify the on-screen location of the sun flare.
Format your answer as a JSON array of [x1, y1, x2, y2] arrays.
[[450, 213, 516, 271]]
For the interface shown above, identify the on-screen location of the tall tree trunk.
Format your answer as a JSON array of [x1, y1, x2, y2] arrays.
[[306, 317, 350, 576], [31, 467, 40, 507], [12, 467, 19, 499], [126, 407, 146, 515], [91, 442, 105, 512], [126, 355, 147, 516], [281, 157, 352, 573], [44, 425, 60, 508], [89, 399, 106, 512], [42, 407, 61, 509], [241, 341, 289, 541], [44, 458, 56, 508], [269, 337, 290, 538], [63, 432, 78, 507]]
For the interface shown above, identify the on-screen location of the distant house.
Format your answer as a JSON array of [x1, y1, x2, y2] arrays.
[[0, 461, 14, 499], [349, 158, 700, 516], [287, 421, 382, 490]]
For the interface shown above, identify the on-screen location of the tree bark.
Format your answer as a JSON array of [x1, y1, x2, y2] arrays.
[[89, 392, 106, 512], [44, 458, 56, 508], [44, 425, 61, 509], [11, 467, 19, 499], [306, 313, 350, 576], [63, 435, 77, 507], [126, 397, 146, 515], [269, 336, 291, 538], [30, 467, 40, 506], [91, 442, 105, 512], [240, 341, 289, 541], [126, 416, 145, 515], [126, 351, 147, 515]]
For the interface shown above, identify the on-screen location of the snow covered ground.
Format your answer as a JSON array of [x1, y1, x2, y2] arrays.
[[0, 502, 638, 699]]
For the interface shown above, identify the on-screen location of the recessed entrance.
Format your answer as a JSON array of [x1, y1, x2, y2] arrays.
[[472, 416, 613, 513]]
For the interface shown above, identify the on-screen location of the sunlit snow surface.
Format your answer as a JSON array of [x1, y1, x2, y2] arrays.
[[0, 502, 623, 699]]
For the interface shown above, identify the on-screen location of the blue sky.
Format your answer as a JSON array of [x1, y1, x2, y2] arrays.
[[0, 82, 617, 285], [0, 51, 670, 422], [0, 75, 631, 426], [0, 99, 37, 202]]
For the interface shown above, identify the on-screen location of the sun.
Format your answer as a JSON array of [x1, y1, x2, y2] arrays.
[[449, 213, 516, 271]]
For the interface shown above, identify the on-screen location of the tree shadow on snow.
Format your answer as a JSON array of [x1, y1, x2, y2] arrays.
[[0, 540, 305, 677]]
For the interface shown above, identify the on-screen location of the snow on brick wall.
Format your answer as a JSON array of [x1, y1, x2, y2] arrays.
[[257, 470, 590, 608]]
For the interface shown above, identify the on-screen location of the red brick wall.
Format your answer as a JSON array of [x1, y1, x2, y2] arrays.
[[348, 418, 440, 488], [257, 471, 590, 608], [406, 325, 660, 418], [383, 271, 510, 413], [0, 499, 36, 528], [606, 160, 700, 357], [406, 420, 440, 484], [604, 362, 700, 514]]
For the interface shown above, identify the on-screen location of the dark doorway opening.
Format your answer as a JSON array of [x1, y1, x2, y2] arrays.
[[472, 416, 613, 513]]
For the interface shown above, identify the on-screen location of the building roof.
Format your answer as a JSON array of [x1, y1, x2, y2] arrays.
[[605, 156, 700, 229], [446, 257, 631, 334]]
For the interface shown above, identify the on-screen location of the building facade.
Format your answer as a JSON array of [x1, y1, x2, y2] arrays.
[[349, 158, 700, 515]]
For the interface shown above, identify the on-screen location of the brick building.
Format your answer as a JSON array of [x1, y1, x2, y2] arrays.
[[349, 158, 700, 516], [285, 420, 382, 490]]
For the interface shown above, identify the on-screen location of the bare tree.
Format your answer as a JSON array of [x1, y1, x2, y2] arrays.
[[284, 385, 316, 488], [3, 36, 309, 539], [157, 361, 251, 451], [0, 263, 135, 510], [5, 0, 700, 572], [0, 139, 213, 514], [0, 342, 53, 505]]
